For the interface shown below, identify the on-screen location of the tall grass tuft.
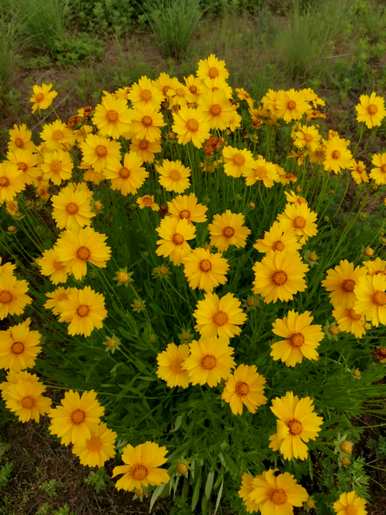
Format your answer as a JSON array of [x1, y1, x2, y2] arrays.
[[20, 0, 66, 52], [0, 20, 18, 93], [145, 0, 202, 60]]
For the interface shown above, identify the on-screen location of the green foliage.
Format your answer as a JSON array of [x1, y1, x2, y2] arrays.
[[0, 18, 18, 91], [0, 462, 13, 490], [40, 479, 60, 498], [19, 0, 66, 52], [53, 33, 104, 66], [84, 468, 110, 493]]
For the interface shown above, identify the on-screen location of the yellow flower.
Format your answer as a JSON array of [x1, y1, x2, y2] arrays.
[[269, 391, 323, 460], [238, 473, 260, 513], [0, 319, 41, 371], [156, 216, 196, 264], [277, 202, 318, 243], [354, 273, 386, 326], [323, 133, 353, 174], [56, 286, 107, 336], [93, 93, 131, 139], [51, 182, 95, 230], [72, 422, 116, 468], [128, 76, 163, 110], [350, 160, 369, 185], [55, 227, 111, 280], [198, 89, 235, 130], [183, 247, 229, 291], [104, 151, 148, 196], [322, 259, 365, 308], [194, 292, 246, 340], [104, 335, 121, 352], [355, 92, 385, 129], [129, 106, 164, 142], [167, 193, 207, 223], [41, 120, 75, 150], [254, 221, 301, 254], [222, 364, 266, 415], [332, 305, 367, 338], [130, 137, 161, 163], [112, 441, 169, 494], [271, 310, 323, 366], [209, 210, 251, 251], [172, 107, 210, 148], [244, 469, 308, 515], [137, 194, 159, 211], [244, 156, 279, 187], [0, 161, 26, 204], [8, 123, 34, 152], [184, 74, 203, 103], [292, 124, 321, 151], [222, 146, 254, 178], [30, 83, 57, 112], [81, 134, 121, 172], [276, 89, 309, 122], [114, 269, 133, 286], [197, 54, 229, 85], [253, 251, 309, 303], [333, 491, 367, 515], [0, 271, 31, 320], [7, 147, 39, 185], [370, 152, 386, 185], [156, 342, 190, 388], [156, 159, 191, 193], [40, 149, 73, 185], [49, 390, 104, 445], [362, 257, 386, 276], [36, 247, 69, 285], [183, 337, 235, 387]]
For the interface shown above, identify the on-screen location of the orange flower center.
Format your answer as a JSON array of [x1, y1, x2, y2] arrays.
[[179, 209, 191, 219], [71, 409, 86, 425], [119, 167, 130, 179], [381, 164, 386, 173], [189, 85, 198, 94], [66, 202, 79, 214], [50, 160, 62, 173], [11, 341, 25, 354], [233, 154, 245, 166], [290, 333, 304, 347], [106, 110, 119, 122], [172, 233, 184, 245], [76, 246, 91, 261], [142, 196, 153, 206], [272, 271, 288, 286], [95, 145, 108, 158], [332, 150, 341, 160], [272, 240, 285, 251], [288, 418, 303, 435], [170, 358, 184, 374], [18, 162, 28, 172], [210, 104, 222, 116], [199, 259, 212, 272], [77, 304, 90, 317], [169, 169, 181, 181], [270, 488, 288, 505], [212, 310, 228, 326], [254, 165, 267, 178], [235, 381, 249, 396], [222, 226, 235, 238], [304, 133, 313, 143], [186, 118, 199, 132], [53, 260, 64, 271], [372, 290, 386, 306], [287, 100, 296, 110], [15, 137, 24, 148], [342, 279, 355, 292], [138, 139, 149, 150], [131, 464, 148, 481], [142, 115, 153, 127], [86, 435, 103, 452], [345, 506, 358, 515], [201, 354, 217, 370], [140, 89, 152, 102], [293, 216, 306, 229], [367, 104, 378, 115], [0, 177, 10, 187], [208, 67, 219, 79], [53, 130, 64, 140], [35, 92, 45, 102], [0, 290, 13, 303], [21, 396, 36, 409], [346, 308, 362, 321]]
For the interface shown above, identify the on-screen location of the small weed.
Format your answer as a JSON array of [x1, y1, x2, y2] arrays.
[[84, 468, 110, 493]]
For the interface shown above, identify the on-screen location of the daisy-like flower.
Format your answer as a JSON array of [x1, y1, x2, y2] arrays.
[[0, 319, 41, 371], [57, 286, 107, 336], [276, 89, 309, 122], [244, 156, 279, 188], [183, 247, 229, 291], [30, 83, 57, 112], [292, 124, 321, 151], [156, 342, 190, 388], [0, 272, 31, 320], [222, 364, 266, 415], [104, 151, 148, 196], [350, 160, 369, 185], [271, 310, 324, 367], [254, 221, 301, 254], [156, 159, 191, 193], [333, 491, 367, 515], [322, 259, 365, 308], [222, 146, 254, 178], [8, 123, 34, 152], [172, 107, 210, 148], [209, 210, 251, 251], [370, 152, 386, 185], [49, 390, 104, 445], [167, 193, 207, 223], [277, 202, 318, 243], [332, 305, 367, 338], [81, 134, 121, 172], [72, 422, 116, 468], [130, 106, 164, 142], [130, 137, 161, 163], [183, 337, 235, 387], [1, 374, 51, 422], [128, 76, 163, 109], [184, 74, 203, 103], [7, 147, 39, 185], [40, 149, 73, 185], [197, 54, 229, 85], [51, 182, 95, 230], [198, 89, 235, 130], [93, 92, 131, 139], [36, 247, 69, 285], [156, 216, 196, 264], [0, 161, 26, 204], [137, 194, 159, 211], [112, 441, 169, 495], [40, 120, 75, 150], [194, 292, 246, 340], [253, 251, 309, 303], [238, 473, 260, 513], [354, 273, 385, 326], [269, 391, 323, 460], [323, 132, 353, 174], [355, 92, 385, 129], [55, 227, 111, 280]]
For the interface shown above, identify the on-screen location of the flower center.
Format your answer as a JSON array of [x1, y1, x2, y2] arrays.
[[53, 130, 64, 140], [270, 488, 288, 505], [222, 226, 235, 238], [367, 104, 378, 115], [0, 177, 10, 187], [35, 92, 45, 102], [131, 464, 148, 481], [288, 418, 303, 435], [11, 341, 25, 354], [77, 304, 90, 317], [210, 104, 222, 116], [201, 354, 217, 370], [95, 145, 108, 158], [86, 435, 103, 452], [345, 506, 358, 515], [179, 209, 191, 219], [233, 154, 245, 166], [254, 165, 267, 178], [50, 160, 62, 173], [272, 271, 288, 286], [190, 85, 198, 94], [170, 358, 184, 374], [212, 310, 228, 326], [142, 115, 153, 127], [287, 100, 296, 110], [21, 396, 36, 409], [66, 202, 79, 214], [293, 216, 306, 229], [119, 167, 130, 179], [71, 409, 86, 425], [53, 260, 64, 271], [304, 133, 313, 143], [208, 67, 219, 79], [0, 290, 13, 303], [18, 162, 28, 172], [15, 137, 24, 148], [272, 240, 285, 251], [140, 89, 152, 102], [138, 139, 149, 150], [332, 150, 341, 160], [290, 333, 304, 347], [186, 118, 199, 132], [76, 246, 91, 261], [172, 233, 184, 245], [342, 279, 355, 292], [235, 381, 249, 396], [199, 259, 212, 272], [106, 110, 119, 122], [169, 169, 181, 181], [381, 164, 386, 173], [372, 290, 386, 306]]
